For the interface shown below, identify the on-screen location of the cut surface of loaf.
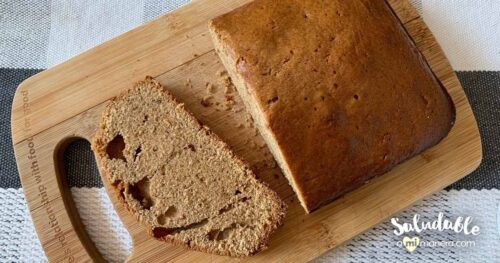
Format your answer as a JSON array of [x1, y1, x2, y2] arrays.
[[92, 77, 286, 257], [209, 0, 455, 212]]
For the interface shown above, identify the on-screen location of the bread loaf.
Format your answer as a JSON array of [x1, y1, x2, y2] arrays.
[[92, 77, 286, 257], [209, 0, 455, 212]]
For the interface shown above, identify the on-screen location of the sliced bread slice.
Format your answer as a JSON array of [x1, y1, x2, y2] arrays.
[[92, 77, 286, 257]]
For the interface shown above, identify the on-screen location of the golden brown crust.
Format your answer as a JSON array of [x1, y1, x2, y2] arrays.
[[91, 77, 286, 257], [209, 0, 455, 212]]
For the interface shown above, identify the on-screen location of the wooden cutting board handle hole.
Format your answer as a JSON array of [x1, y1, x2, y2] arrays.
[[54, 136, 107, 263]]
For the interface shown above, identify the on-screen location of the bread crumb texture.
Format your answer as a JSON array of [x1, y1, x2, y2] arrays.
[[92, 77, 286, 257]]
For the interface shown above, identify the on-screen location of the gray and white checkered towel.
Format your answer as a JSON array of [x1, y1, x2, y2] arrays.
[[0, 0, 499, 262]]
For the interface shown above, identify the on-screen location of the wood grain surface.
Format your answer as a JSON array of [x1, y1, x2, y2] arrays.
[[11, 0, 482, 262]]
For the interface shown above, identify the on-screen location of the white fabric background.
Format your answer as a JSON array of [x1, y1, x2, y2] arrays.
[[0, 0, 51, 69], [46, 0, 145, 67], [423, 0, 500, 71]]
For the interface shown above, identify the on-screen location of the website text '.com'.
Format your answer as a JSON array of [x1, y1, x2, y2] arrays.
[[397, 239, 476, 248]]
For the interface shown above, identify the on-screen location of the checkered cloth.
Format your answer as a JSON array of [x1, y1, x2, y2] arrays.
[[0, 1, 499, 262]]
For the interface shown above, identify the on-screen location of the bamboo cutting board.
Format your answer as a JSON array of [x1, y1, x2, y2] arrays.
[[12, 0, 482, 262]]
